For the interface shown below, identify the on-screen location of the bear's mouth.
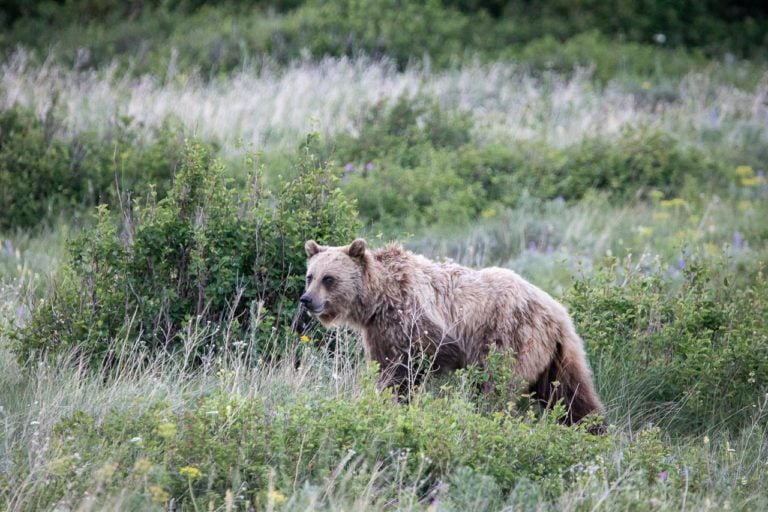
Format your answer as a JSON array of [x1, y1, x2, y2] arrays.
[[304, 303, 328, 317], [307, 306, 335, 323]]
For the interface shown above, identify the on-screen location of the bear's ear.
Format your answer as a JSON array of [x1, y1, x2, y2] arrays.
[[305, 240, 325, 258], [347, 238, 367, 259]]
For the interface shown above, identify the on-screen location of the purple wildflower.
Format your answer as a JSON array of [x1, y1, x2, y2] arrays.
[[658, 471, 669, 481], [677, 257, 686, 270], [528, 241, 537, 252], [344, 163, 354, 172], [733, 231, 743, 249], [365, 162, 375, 171]]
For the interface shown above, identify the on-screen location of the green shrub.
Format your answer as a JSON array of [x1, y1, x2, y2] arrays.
[[0, 107, 184, 230], [489, 126, 725, 202], [281, 0, 474, 68], [566, 258, 768, 431], [511, 31, 706, 83], [12, 136, 360, 363], [329, 98, 724, 232]]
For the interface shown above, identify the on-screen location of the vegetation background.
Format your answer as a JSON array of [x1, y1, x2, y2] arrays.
[[1, 1, 767, 510]]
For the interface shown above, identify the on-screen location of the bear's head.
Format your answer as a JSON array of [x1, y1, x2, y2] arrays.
[[301, 238, 367, 326]]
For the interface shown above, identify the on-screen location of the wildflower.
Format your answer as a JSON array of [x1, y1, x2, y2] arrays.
[[300, 335, 310, 343], [365, 162, 375, 171], [735, 165, 754, 178], [149, 485, 170, 504], [180, 466, 203, 479], [96, 462, 118, 481], [733, 231, 743, 249], [653, 33, 666, 44], [344, 163, 354, 172], [156, 422, 177, 440], [660, 198, 686, 208], [637, 226, 653, 237], [649, 190, 664, 200], [677, 257, 686, 270], [133, 458, 152, 476], [741, 176, 764, 187], [641, 81, 652, 90], [658, 470, 669, 481], [267, 490, 287, 505]]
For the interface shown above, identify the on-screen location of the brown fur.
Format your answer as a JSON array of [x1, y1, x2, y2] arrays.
[[301, 238, 606, 430]]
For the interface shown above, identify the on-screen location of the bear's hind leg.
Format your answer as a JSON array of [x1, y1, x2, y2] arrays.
[[529, 341, 607, 434]]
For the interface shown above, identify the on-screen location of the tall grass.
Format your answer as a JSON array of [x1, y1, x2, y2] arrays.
[[2, 50, 767, 160], [1, 301, 767, 510]]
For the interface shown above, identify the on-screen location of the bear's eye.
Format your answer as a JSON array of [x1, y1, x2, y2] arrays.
[[322, 275, 335, 287], [306, 275, 313, 284]]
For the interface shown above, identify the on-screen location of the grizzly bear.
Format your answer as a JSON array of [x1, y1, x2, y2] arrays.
[[301, 238, 605, 430]]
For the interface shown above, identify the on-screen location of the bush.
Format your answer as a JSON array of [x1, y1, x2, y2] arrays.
[[0, 107, 184, 230], [281, 0, 475, 68], [512, 31, 705, 83], [329, 98, 724, 232], [12, 136, 360, 363], [566, 258, 768, 431]]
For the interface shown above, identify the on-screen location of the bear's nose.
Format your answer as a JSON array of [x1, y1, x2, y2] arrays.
[[300, 294, 313, 307]]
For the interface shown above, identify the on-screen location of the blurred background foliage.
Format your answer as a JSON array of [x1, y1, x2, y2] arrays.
[[1, 0, 766, 77]]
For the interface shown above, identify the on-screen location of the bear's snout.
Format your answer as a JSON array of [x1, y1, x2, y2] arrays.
[[300, 293, 321, 313]]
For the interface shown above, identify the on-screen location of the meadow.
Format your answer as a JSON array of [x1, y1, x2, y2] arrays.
[[1, 1, 768, 510]]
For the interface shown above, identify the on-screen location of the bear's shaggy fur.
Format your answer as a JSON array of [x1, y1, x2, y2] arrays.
[[301, 238, 605, 429]]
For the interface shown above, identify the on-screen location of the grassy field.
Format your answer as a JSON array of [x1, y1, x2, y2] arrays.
[[1, 2, 768, 510]]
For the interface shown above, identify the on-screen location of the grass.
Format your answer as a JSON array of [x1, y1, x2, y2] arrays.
[[1, 25, 768, 510], [2, 183, 767, 509], [1, 304, 767, 510], [2, 49, 767, 165]]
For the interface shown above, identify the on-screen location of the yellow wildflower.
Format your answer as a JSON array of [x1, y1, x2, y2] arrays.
[[652, 211, 670, 222], [180, 466, 203, 480], [660, 198, 686, 208], [735, 165, 754, 178], [133, 458, 153, 476], [480, 206, 498, 219], [267, 489, 287, 505], [637, 226, 654, 237], [648, 189, 664, 200], [300, 335, 310, 343], [149, 485, 170, 504], [741, 176, 764, 187], [156, 422, 178, 440], [95, 462, 118, 482]]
